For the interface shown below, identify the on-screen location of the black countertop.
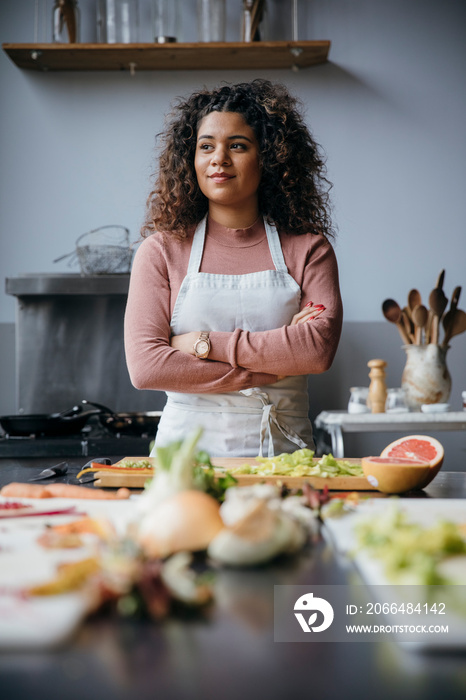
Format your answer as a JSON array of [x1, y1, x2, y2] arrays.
[[1, 458, 465, 700]]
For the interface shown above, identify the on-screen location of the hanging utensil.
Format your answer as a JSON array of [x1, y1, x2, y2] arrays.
[[382, 299, 411, 345], [412, 304, 428, 345]]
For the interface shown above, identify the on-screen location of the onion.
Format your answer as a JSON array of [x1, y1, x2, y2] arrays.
[[208, 500, 307, 567], [137, 490, 224, 559]]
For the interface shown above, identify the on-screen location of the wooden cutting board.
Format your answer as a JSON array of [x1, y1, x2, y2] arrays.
[[92, 457, 376, 491]]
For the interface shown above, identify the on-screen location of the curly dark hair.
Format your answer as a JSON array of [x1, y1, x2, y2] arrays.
[[142, 79, 335, 240]]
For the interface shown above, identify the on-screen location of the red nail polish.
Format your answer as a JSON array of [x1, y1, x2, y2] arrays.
[[307, 316, 315, 321], [305, 301, 313, 308], [314, 304, 325, 309]]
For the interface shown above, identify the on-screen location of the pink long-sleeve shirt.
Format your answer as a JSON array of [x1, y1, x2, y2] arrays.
[[124, 217, 343, 394]]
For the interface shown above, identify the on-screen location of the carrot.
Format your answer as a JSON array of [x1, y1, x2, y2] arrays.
[[46, 483, 131, 500], [0, 482, 130, 500], [48, 517, 113, 535], [76, 462, 154, 479], [0, 482, 52, 499]]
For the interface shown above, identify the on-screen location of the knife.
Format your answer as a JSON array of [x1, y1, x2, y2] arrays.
[[28, 462, 68, 481]]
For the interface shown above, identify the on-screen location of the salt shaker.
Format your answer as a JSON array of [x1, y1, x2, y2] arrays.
[[367, 359, 388, 413]]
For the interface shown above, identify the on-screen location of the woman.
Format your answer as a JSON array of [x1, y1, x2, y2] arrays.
[[124, 79, 343, 458]]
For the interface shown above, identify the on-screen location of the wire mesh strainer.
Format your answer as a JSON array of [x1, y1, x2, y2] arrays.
[[54, 225, 134, 275]]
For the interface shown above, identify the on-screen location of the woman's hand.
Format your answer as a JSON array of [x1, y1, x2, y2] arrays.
[[274, 303, 325, 382], [171, 302, 325, 379], [290, 301, 326, 325], [170, 331, 198, 355]]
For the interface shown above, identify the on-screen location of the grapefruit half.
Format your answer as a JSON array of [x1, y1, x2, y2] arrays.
[[380, 435, 444, 488], [361, 456, 432, 494]]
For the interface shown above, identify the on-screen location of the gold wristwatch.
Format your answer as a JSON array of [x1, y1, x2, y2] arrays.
[[193, 331, 211, 359]]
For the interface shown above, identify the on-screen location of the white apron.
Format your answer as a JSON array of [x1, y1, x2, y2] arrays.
[[152, 216, 314, 458]]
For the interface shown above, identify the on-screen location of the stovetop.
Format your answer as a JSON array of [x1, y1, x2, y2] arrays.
[[0, 428, 152, 458]]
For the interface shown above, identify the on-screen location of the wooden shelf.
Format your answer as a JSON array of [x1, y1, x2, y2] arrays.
[[2, 41, 330, 72]]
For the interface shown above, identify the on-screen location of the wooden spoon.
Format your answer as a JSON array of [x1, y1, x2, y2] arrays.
[[435, 269, 445, 290], [401, 308, 415, 342], [408, 289, 422, 315], [443, 308, 466, 347], [382, 299, 411, 345], [412, 304, 428, 345], [428, 287, 449, 344], [442, 287, 463, 346], [442, 286, 461, 340]]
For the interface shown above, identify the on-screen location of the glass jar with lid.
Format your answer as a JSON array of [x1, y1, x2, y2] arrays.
[[152, 0, 181, 43], [385, 388, 409, 413], [347, 387, 370, 414]]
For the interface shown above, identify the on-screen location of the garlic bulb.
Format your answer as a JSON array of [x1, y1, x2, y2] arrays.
[[208, 499, 306, 567]]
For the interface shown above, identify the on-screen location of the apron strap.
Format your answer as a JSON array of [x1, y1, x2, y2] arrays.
[[240, 388, 308, 458], [264, 219, 288, 274], [187, 216, 208, 274], [187, 216, 288, 275]]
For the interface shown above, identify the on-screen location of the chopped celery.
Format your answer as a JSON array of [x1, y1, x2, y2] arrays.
[[230, 449, 363, 478]]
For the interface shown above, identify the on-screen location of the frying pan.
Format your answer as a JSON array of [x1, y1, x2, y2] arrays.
[[81, 400, 162, 437], [0, 405, 99, 437]]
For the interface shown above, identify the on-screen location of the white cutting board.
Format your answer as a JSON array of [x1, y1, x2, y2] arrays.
[[323, 498, 466, 650], [0, 496, 137, 649], [323, 498, 466, 560]]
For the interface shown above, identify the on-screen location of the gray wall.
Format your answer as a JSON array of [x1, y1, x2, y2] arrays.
[[1, 0, 465, 460]]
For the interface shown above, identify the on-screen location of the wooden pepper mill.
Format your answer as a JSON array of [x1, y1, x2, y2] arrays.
[[367, 359, 388, 413]]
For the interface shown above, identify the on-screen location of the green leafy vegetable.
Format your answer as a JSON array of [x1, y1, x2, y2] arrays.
[[355, 506, 466, 584], [192, 451, 237, 501], [140, 432, 237, 502], [119, 460, 154, 470], [230, 449, 363, 478]]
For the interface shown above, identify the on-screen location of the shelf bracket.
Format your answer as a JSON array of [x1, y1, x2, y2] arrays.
[[29, 49, 48, 71]]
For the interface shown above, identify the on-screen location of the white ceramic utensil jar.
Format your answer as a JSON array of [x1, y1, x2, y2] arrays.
[[401, 344, 451, 410]]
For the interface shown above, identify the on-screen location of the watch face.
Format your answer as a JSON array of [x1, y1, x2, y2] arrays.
[[196, 341, 209, 355]]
